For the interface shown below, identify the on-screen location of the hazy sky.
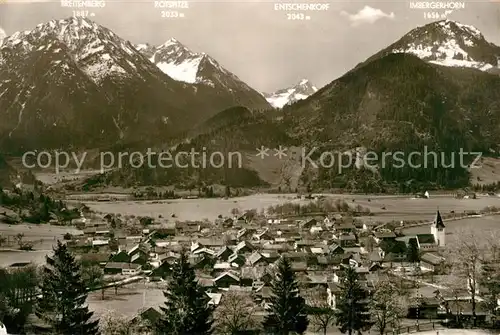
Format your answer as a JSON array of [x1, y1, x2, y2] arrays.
[[1, 0, 499, 92]]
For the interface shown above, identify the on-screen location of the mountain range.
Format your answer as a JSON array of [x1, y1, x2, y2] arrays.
[[264, 79, 318, 108], [359, 19, 500, 73], [2, 18, 500, 191], [0, 17, 270, 153]]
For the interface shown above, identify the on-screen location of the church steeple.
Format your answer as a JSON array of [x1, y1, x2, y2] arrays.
[[434, 210, 445, 228], [431, 210, 446, 247]]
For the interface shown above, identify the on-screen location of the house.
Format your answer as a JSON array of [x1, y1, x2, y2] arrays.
[[420, 253, 446, 273], [160, 251, 181, 264], [213, 262, 234, 271], [151, 261, 172, 278], [335, 222, 356, 234], [262, 242, 290, 252], [234, 215, 248, 226], [228, 285, 253, 293], [190, 255, 214, 269], [193, 247, 216, 257], [110, 250, 131, 263], [150, 223, 176, 237], [261, 251, 280, 263], [237, 228, 256, 240], [329, 243, 344, 255], [290, 262, 307, 272], [310, 246, 327, 255], [223, 218, 234, 228], [127, 244, 149, 265], [197, 238, 225, 249], [197, 276, 215, 289], [380, 240, 407, 263], [240, 266, 268, 285], [362, 222, 379, 231], [228, 253, 246, 267], [303, 274, 329, 288], [294, 240, 316, 251], [207, 292, 223, 306], [216, 246, 233, 261], [416, 234, 438, 251], [92, 239, 109, 247], [267, 217, 283, 224], [247, 252, 268, 266], [373, 231, 396, 244], [299, 218, 317, 230], [178, 223, 201, 234], [327, 282, 341, 308], [130, 252, 148, 265], [214, 271, 241, 288], [338, 234, 357, 248], [253, 229, 273, 242], [104, 262, 141, 275], [191, 242, 203, 253], [235, 241, 254, 254]]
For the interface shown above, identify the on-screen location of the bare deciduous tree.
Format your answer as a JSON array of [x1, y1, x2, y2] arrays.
[[304, 288, 336, 335], [370, 280, 406, 335], [214, 291, 257, 334], [100, 311, 143, 335], [436, 274, 468, 325], [444, 228, 486, 327]]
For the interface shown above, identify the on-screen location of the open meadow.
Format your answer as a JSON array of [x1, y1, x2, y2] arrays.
[[0, 222, 82, 267], [82, 193, 500, 223], [401, 215, 500, 241]]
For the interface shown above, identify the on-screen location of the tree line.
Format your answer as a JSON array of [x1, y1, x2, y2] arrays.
[[0, 242, 406, 335], [0, 186, 79, 224], [3, 230, 499, 334]]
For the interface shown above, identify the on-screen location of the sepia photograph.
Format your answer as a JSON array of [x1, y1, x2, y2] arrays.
[[0, 0, 500, 333]]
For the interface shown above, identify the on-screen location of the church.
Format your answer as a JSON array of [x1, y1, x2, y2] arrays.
[[397, 210, 446, 252], [431, 210, 445, 247]]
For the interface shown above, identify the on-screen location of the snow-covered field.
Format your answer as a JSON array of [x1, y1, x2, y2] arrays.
[[401, 330, 495, 335], [83, 193, 500, 223]]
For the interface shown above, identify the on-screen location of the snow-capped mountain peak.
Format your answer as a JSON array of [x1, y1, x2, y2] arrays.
[[0, 17, 148, 83], [386, 19, 500, 72], [264, 78, 318, 109], [132, 37, 271, 108], [0, 27, 6, 47], [134, 38, 243, 87]]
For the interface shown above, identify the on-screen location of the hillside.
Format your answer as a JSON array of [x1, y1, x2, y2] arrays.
[[80, 107, 298, 190], [0, 154, 14, 187], [282, 53, 500, 191], [0, 17, 270, 153]]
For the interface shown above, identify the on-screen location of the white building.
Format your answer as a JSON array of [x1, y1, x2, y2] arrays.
[[430, 210, 445, 247], [0, 322, 7, 335]]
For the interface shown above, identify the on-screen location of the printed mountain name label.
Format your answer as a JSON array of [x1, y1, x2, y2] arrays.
[[154, 1, 189, 8], [409, 1, 466, 9], [60, 0, 105, 7]]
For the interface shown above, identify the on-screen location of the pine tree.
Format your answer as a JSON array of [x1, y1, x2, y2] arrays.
[[406, 238, 420, 263], [36, 240, 99, 335], [335, 266, 370, 335], [155, 251, 213, 335], [263, 257, 309, 334]]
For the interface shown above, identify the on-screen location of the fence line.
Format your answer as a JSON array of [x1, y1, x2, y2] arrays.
[[384, 321, 445, 334]]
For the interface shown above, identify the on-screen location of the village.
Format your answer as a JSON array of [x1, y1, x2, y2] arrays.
[[1, 189, 500, 334], [0, 194, 484, 334]]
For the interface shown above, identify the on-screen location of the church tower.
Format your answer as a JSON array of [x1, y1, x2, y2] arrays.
[[431, 210, 445, 247]]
